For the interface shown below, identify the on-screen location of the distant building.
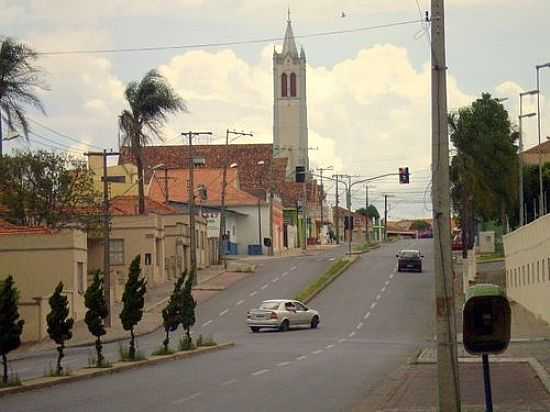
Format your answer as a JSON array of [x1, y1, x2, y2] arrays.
[[521, 140, 550, 166]]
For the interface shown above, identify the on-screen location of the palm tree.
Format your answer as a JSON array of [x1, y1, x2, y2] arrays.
[[119, 69, 186, 214], [0, 37, 46, 157]]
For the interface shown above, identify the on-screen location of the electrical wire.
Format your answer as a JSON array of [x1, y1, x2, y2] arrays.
[[28, 117, 105, 150]]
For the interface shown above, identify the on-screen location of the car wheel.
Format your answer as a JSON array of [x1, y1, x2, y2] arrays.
[[397, 266, 402, 272], [310, 316, 319, 329], [418, 266, 422, 273], [250, 327, 260, 333], [279, 319, 289, 332]]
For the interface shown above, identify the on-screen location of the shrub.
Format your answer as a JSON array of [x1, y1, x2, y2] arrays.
[[0, 276, 24, 385], [46, 282, 74, 376]]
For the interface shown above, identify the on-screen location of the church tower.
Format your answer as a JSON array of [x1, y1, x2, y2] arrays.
[[273, 14, 309, 178]]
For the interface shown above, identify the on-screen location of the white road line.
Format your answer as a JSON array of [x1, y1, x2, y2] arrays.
[[277, 361, 291, 367], [173, 392, 202, 404], [357, 322, 364, 330], [385, 280, 390, 285], [236, 300, 245, 306], [272, 277, 279, 283], [281, 271, 289, 277], [338, 338, 347, 343], [329, 257, 336, 261], [390, 273, 395, 279], [219, 309, 229, 317], [326, 344, 335, 349], [201, 320, 213, 328], [381, 286, 386, 292], [349, 331, 356, 338], [370, 302, 377, 309], [221, 379, 237, 386], [364, 312, 371, 320], [290, 266, 297, 271], [312, 349, 323, 355], [252, 369, 270, 376], [296, 355, 307, 361], [376, 294, 381, 300], [249, 291, 257, 296], [261, 284, 269, 290]]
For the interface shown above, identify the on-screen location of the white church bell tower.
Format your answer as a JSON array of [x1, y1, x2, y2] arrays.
[[273, 13, 309, 179]]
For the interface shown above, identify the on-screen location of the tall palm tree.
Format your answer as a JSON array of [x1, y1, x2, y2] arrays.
[[0, 37, 46, 157], [119, 69, 186, 214]]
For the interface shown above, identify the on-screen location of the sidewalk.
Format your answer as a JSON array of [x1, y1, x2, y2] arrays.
[[229, 244, 340, 262], [13, 265, 252, 359]]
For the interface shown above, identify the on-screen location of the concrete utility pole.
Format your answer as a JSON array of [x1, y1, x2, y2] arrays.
[[183, 131, 212, 285], [536, 63, 550, 217], [302, 177, 307, 250], [365, 184, 370, 242], [519, 90, 538, 226], [85, 150, 119, 328], [347, 175, 353, 255], [384, 194, 388, 241], [334, 175, 340, 244], [219, 130, 253, 264], [318, 166, 333, 243], [431, 1, 462, 410]]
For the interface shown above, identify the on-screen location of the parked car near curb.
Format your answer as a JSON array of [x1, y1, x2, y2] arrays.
[[247, 299, 320, 332], [396, 249, 423, 272]]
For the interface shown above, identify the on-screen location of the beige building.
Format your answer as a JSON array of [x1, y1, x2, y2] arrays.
[[88, 154, 139, 197], [521, 140, 550, 166], [87, 196, 208, 301], [504, 213, 550, 324], [0, 221, 87, 342]]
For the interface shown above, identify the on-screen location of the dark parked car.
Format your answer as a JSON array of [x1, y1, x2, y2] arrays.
[[396, 249, 423, 272]]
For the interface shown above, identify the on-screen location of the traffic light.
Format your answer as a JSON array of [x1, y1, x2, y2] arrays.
[[399, 167, 410, 184], [296, 166, 306, 183]]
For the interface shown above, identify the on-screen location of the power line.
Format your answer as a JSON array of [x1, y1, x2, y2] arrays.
[[37, 18, 424, 56], [28, 117, 105, 150]]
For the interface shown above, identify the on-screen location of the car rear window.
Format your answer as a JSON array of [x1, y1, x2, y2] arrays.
[[400, 251, 419, 258], [259, 302, 280, 310]]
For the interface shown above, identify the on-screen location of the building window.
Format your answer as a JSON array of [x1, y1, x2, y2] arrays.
[[196, 230, 199, 249], [537, 261, 540, 282], [290, 72, 297, 97], [156, 238, 161, 267], [77, 262, 85, 293], [110, 239, 124, 265], [281, 73, 288, 97], [145, 253, 152, 266]]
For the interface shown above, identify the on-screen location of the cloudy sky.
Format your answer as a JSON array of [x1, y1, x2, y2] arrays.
[[3, 0, 550, 219]]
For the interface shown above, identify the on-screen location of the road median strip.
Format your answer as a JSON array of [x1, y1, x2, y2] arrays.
[[294, 255, 359, 303], [0, 342, 234, 398]]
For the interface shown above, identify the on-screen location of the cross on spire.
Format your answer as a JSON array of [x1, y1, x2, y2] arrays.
[[287, 6, 291, 22]]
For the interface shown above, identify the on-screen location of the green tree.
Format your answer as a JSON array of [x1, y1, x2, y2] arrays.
[[119, 70, 186, 214], [161, 274, 184, 353], [46, 282, 74, 376], [0, 276, 24, 384], [179, 270, 196, 343], [84, 271, 108, 367], [0, 151, 100, 228], [0, 37, 47, 157], [120, 256, 147, 360]]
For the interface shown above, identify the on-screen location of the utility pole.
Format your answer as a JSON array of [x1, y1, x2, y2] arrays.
[[334, 176, 340, 244], [317, 166, 333, 243], [347, 175, 352, 255], [183, 131, 212, 285], [365, 184, 370, 242], [519, 90, 539, 226], [302, 177, 307, 250], [431, 1, 462, 411], [384, 194, 388, 241], [219, 130, 253, 264], [85, 150, 119, 328]]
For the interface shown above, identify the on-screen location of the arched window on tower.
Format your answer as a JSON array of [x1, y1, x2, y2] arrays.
[[281, 73, 288, 97], [290, 73, 297, 97]]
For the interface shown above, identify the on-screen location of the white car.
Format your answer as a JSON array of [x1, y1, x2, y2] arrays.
[[247, 299, 320, 333]]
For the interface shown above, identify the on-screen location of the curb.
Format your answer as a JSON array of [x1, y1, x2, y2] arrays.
[[301, 255, 360, 304], [351, 243, 382, 255], [0, 342, 235, 398]]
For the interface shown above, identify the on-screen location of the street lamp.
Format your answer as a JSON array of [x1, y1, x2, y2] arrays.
[[519, 89, 539, 225], [536, 63, 550, 216]]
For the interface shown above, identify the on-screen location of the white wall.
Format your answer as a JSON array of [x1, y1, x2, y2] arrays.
[[504, 214, 550, 324]]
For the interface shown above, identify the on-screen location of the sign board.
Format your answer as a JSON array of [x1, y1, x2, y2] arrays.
[[101, 175, 126, 183], [206, 214, 220, 238]]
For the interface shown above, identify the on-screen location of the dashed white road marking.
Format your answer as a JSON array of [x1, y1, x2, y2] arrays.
[[252, 369, 270, 376], [338, 338, 347, 343], [389, 273, 395, 279], [349, 331, 356, 338], [312, 349, 323, 355], [201, 320, 213, 328], [281, 271, 289, 277], [173, 392, 202, 404], [272, 277, 279, 283], [236, 300, 245, 306], [385, 280, 390, 286], [357, 322, 364, 330], [221, 379, 237, 386], [261, 284, 269, 290], [364, 312, 371, 320], [376, 294, 381, 300], [296, 355, 307, 361], [370, 302, 377, 309], [219, 309, 229, 317], [277, 361, 291, 367], [290, 266, 297, 271], [326, 344, 335, 349], [249, 291, 258, 296], [381, 286, 386, 292], [329, 257, 336, 261]]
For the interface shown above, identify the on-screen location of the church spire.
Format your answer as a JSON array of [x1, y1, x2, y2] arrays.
[[282, 10, 299, 58]]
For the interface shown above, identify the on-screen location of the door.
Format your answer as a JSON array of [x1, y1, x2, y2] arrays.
[[294, 302, 311, 325], [284, 301, 299, 325]]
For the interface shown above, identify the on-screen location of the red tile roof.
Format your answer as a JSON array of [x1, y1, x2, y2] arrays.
[[0, 219, 53, 236], [523, 140, 550, 154], [110, 196, 179, 216]]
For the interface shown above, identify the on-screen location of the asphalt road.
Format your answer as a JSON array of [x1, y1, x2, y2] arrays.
[[4, 239, 435, 412]]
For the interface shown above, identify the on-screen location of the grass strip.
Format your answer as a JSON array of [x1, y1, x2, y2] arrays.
[[295, 256, 358, 303]]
